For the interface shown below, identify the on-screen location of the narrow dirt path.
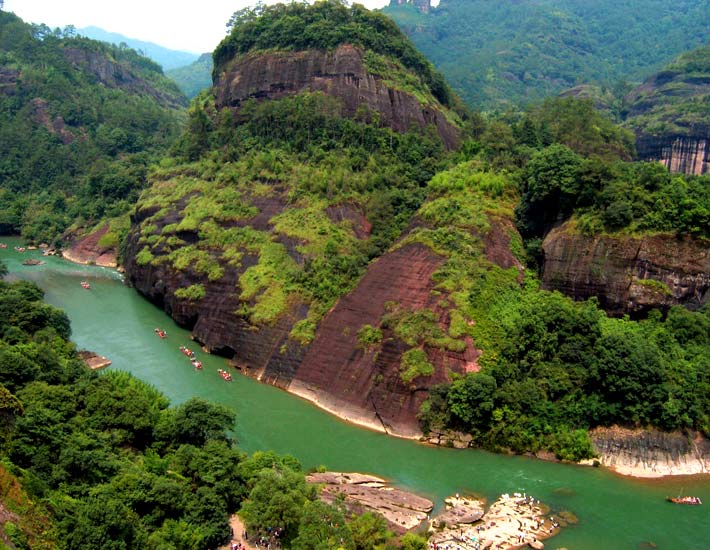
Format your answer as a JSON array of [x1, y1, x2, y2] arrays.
[[218, 514, 255, 550]]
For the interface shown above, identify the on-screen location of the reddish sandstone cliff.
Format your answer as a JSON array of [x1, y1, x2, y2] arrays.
[[541, 223, 710, 316], [213, 44, 460, 150]]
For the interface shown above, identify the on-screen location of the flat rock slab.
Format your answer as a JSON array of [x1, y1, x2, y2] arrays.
[[432, 496, 484, 528], [78, 350, 112, 370], [307, 472, 433, 533]]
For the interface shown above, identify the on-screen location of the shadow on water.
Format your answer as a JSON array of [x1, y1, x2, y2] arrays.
[[2, 239, 709, 550]]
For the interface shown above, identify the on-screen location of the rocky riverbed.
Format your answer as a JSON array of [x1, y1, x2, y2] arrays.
[[429, 494, 569, 550]]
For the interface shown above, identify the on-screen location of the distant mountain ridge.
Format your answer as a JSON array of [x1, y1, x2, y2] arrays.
[[166, 52, 213, 98], [78, 25, 199, 70], [384, 0, 710, 110]]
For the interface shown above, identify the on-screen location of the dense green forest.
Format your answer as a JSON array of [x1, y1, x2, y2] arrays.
[[2, 1, 710, 545], [166, 53, 213, 99], [0, 271, 426, 549], [623, 46, 710, 137], [0, 11, 186, 246], [384, 0, 710, 109]]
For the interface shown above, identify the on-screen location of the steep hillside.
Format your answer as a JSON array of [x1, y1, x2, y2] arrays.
[[0, 11, 186, 245], [384, 0, 710, 109], [121, 2, 710, 459], [124, 1, 476, 436], [623, 46, 710, 175], [166, 52, 213, 98], [78, 25, 199, 70]]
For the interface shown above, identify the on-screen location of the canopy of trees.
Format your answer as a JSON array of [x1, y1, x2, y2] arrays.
[[384, 0, 709, 109], [0, 11, 185, 245]]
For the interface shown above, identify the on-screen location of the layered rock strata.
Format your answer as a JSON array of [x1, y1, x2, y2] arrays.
[[62, 223, 117, 267], [589, 426, 710, 478], [636, 135, 709, 176], [541, 224, 710, 316], [214, 44, 459, 149], [306, 472, 433, 533]]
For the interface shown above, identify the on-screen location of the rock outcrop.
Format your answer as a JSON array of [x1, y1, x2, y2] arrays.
[[213, 44, 459, 149], [290, 243, 454, 437], [0, 67, 18, 96], [62, 224, 118, 267], [624, 46, 710, 175], [541, 224, 710, 316], [306, 472, 433, 533], [635, 134, 709, 176], [589, 426, 710, 477], [62, 47, 186, 109], [429, 494, 564, 550]]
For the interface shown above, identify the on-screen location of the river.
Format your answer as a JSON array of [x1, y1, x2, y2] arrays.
[[2, 241, 708, 550]]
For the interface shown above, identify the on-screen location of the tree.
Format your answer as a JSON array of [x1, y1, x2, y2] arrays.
[[240, 466, 317, 545], [291, 500, 353, 550], [156, 397, 235, 448]]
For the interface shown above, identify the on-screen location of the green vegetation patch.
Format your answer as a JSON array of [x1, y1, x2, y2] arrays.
[[174, 283, 206, 301], [400, 347, 434, 384]]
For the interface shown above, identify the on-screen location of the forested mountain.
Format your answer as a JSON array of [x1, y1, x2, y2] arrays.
[[0, 11, 186, 245], [0, 272, 421, 549], [384, 0, 710, 110], [166, 52, 213, 98], [121, 1, 710, 462], [623, 46, 710, 175], [78, 26, 200, 70]]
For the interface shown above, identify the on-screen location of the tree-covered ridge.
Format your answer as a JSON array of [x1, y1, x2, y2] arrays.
[[384, 0, 710, 110], [623, 46, 710, 137], [0, 11, 186, 245], [0, 275, 424, 549], [133, 90, 446, 338], [214, 0, 454, 108], [166, 52, 213, 99], [453, 96, 708, 241]]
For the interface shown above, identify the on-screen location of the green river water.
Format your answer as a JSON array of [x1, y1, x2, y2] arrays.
[[3, 241, 709, 550]]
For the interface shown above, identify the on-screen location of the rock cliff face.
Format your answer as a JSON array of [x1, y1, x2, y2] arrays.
[[125, 198, 517, 436], [635, 134, 709, 176], [590, 426, 710, 477], [213, 44, 459, 149], [541, 224, 710, 316], [62, 48, 186, 109], [624, 46, 710, 175]]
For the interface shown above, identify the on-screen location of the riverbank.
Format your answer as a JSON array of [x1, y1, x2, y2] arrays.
[[587, 426, 710, 478], [5, 244, 710, 550], [52, 244, 710, 481], [61, 224, 117, 267]]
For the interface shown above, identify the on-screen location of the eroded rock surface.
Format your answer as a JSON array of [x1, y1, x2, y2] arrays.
[[590, 426, 710, 477], [214, 44, 459, 149], [429, 494, 563, 550], [307, 472, 433, 533], [541, 224, 710, 316], [62, 224, 118, 267], [63, 48, 186, 109]]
